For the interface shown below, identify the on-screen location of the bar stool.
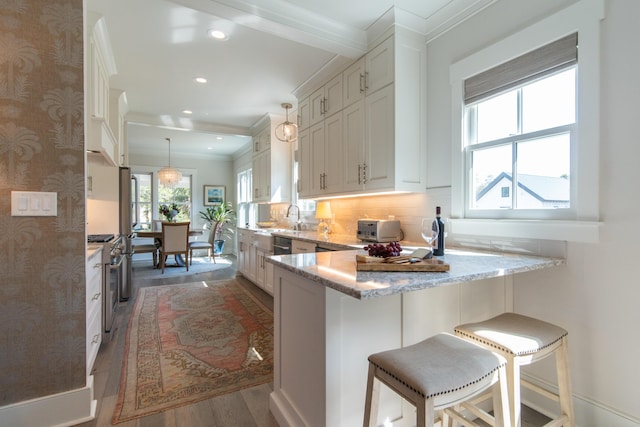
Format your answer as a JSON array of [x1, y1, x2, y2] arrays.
[[364, 333, 510, 427], [455, 313, 574, 427]]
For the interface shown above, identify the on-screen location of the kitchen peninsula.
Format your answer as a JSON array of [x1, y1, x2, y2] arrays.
[[267, 249, 564, 427]]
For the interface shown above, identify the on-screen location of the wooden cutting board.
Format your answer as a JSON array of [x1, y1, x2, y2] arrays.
[[355, 254, 450, 272]]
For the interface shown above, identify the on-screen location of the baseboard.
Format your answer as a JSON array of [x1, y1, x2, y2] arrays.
[[269, 390, 307, 427], [521, 373, 639, 427], [0, 375, 96, 427]]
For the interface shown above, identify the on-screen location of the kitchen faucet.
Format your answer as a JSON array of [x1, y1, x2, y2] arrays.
[[286, 204, 302, 230]]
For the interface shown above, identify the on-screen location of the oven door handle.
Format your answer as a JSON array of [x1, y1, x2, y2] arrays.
[[110, 255, 125, 268]]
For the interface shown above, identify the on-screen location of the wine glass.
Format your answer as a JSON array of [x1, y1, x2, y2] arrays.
[[421, 218, 439, 248]]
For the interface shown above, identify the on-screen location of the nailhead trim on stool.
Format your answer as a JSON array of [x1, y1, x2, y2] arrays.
[[455, 312, 574, 427], [364, 333, 511, 427]]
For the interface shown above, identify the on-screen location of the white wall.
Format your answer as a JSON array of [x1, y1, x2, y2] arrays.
[[425, 0, 640, 425]]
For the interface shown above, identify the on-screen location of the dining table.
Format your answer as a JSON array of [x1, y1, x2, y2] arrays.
[[135, 229, 204, 268]]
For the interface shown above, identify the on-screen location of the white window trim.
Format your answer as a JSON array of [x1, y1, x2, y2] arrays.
[[449, 0, 604, 243]]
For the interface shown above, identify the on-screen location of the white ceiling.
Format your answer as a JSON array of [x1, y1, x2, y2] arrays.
[[86, 0, 492, 159]]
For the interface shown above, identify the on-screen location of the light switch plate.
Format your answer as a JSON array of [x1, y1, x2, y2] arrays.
[[11, 191, 58, 216]]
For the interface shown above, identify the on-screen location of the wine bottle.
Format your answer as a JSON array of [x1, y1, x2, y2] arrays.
[[432, 206, 445, 256]]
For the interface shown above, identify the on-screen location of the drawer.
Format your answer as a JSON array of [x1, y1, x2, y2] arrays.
[[86, 307, 102, 375]]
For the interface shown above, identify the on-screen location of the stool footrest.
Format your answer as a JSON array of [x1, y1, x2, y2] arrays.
[[542, 414, 569, 427], [522, 379, 560, 403], [444, 407, 485, 427], [461, 401, 495, 425]]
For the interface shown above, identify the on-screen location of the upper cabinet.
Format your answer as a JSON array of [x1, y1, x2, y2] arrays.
[[297, 31, 426, 198], [343, 37, 394, 108], [86, 16, 126, 167], [309, 74, 343, 127], [251, 116, 292, 203]]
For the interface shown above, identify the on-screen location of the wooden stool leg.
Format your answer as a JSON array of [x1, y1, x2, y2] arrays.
[[556, 336, 574, 426], [493, 364, 510, 427], [506, 355, 522, 427], [420, 397, 435, 427], [363, 364, 379, 427]]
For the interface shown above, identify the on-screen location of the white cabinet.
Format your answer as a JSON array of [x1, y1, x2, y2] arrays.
[[342, 37, 394, 108], [87, 19, 120, 167], [309, 74, 343, 126], [292, 239, 316, 254], [256, 248, 274, 295], [300, 108, 344, 198], [251, 117, 291, 203], [237, 229, 256, 283], [86, 248, 103, 377], [298, 96, 311, 130], [300, 32, 426, 197]]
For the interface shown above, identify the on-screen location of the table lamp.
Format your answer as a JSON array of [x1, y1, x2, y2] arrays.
[[315, 201, 332, 235]]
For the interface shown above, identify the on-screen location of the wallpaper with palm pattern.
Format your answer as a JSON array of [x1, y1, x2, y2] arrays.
[[0, 0, 86, 405]]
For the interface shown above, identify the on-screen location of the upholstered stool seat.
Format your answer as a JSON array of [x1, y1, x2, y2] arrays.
[[364, 333, 510, 427], [455, 313, 574, 427]]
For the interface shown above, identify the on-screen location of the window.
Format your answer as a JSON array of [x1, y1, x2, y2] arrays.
[[159, 175, 192, 222], [449, 1, 603, 242], [134, 173, 153, 230], [466, 67, 575, 213], [237, 168, 254, 226]]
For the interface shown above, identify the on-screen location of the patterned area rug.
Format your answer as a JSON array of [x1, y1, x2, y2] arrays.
[[112, 280, 273, 424]]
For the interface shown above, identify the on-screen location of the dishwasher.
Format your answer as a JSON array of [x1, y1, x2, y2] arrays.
[[273, 236, 292, 255]]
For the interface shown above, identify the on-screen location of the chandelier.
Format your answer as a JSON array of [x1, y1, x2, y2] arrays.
[[158, 137, 182, 185], [275, 103, 298, 143]]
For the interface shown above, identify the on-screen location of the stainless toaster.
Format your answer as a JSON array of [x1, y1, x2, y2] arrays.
[[357, 219, 403, 242]]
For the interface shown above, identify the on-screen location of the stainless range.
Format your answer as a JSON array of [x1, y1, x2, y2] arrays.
[[88, 234, 123, 342]]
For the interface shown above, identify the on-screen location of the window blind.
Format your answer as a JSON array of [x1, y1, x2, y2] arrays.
[[464, 32, 577, 104]]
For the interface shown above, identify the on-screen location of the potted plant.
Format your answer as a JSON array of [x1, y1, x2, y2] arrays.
[[199, 202, 236, 255]]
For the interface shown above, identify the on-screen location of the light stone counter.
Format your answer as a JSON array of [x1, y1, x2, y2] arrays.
[[267, 248, 565, 299]]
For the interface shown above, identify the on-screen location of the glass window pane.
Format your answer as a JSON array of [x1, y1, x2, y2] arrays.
[[159, 175, 192, 222], [516, 133, 570, 209], [522, 68, 575, 133], [475, 90, 518, 144], [471, 144, 512, 209], [135, 173, 152, 230]]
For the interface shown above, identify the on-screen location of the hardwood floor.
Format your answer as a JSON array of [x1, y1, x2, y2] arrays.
[[76, 255, 550, 427], [76, 255, 278, 427]]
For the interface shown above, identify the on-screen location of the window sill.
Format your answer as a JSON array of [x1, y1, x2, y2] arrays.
[[449, 218, 601, 243]]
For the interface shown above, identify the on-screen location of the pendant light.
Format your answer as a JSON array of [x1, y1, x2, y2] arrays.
[[158, 137, 182, 185], [275, 103, 298, 143]]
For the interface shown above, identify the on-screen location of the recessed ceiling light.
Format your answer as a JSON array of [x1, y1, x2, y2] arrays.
[[182, 110, 193, 115], [194, 77, 207, 84], [216, 136, 223, 140], [208, 29, 228, 40], [207, 147, 213, 150]]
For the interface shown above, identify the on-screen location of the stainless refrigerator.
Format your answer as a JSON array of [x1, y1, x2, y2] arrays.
[[119, 167, 138, 300]]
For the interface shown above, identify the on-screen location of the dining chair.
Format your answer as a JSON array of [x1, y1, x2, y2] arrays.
[[188, 226, 214, 265], [160, 222, 190, 273]]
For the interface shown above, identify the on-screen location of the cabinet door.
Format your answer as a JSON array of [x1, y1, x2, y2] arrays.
[[365, 36, 394, 95], [309, 122, 325, 196], [264, 259, 274, 295], [298, 96, 310, 130], [343, 58, 365, 107], [246, 244, 257, 283], [324, 74, 343, 117], [323, 112, 343, 194], [256, 248, 266, 288], [365, 84, 395, 190], [309, 87, 325, 126], [297, 129, 311, 198], [342, 100, 365, 192]]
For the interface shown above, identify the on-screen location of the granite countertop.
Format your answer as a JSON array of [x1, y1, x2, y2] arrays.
[[266, 248, 565, 300]]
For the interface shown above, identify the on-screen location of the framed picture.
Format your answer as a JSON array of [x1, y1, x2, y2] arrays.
[[203, 185, 225, 206]]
